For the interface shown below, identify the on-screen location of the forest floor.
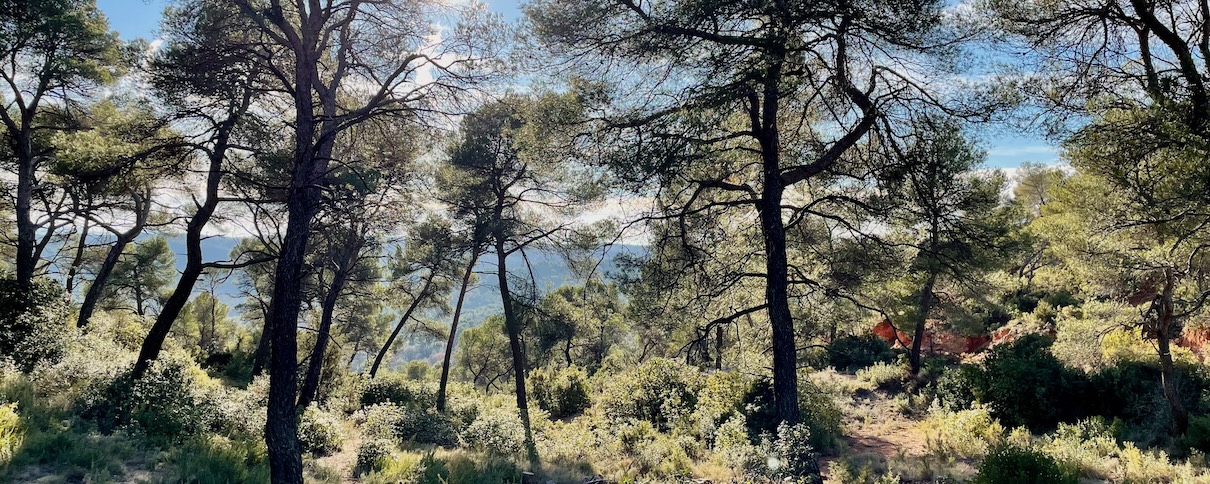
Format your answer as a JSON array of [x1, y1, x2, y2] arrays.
[[818, 372, 977, 483]]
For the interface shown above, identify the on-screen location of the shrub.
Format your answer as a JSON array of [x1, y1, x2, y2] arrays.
[[764, 422, 821, 481], [856, 362, 906, 392], [298, 405, 345, 455], [933, 364, 983, 411], [827, 334, 896, 372], [974, 444, 1077, 484], [362, 403, 457, 447], [924, 404, 1004, 459], [692, 371, 750, 441], [1040, 418, 1118, 480], [611, 420, 693, 477], [529, 366, 591, 420], [459, 409, 524, 457], [0, 403, 20, 465], [0, 279, 68, 372], [598, 358, 701, 431], [361, 376, 437, 409], [163, 436, 270, 484], [977, 334, 1089, 431], [356, 438, 395, 475], [82, 355, 217, 443], [1187, 415, 1210, 454]]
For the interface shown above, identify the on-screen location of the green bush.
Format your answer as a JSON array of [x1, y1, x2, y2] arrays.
[[827, 334, 896, 372], [974, 443, 1077, 484], [362, 403, 457, 447], [355, 438, 395, 475], [298, 405, 345, 455], [82, 355, 217, 443], [0, 279, 68, 372], [740, 378, 842, 452], [975, 334, 1089, 431], [361, 376, 437, 409], [529, 365, 591, 419], [459, 408, 524, 457], [933, 364, 983, 411], [856, 362, 906, 392], [0, 403, 20, 465], [1185, 415, 1210, 454], [163, 436, 270, 484], [598, 358, 701, 431], [753, 422, 821, 482]]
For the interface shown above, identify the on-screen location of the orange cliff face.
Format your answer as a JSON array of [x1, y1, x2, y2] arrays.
[[870, 319, 991, 356]]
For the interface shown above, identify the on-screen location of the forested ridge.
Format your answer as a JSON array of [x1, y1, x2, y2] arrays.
[[5, 0, 1210, 483]]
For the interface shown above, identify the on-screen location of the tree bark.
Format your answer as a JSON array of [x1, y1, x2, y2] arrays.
[[437, 252, 479, 411], [64, 217, 91, 299], [368, 272, 437, 378], [909, 271, 938, 376], [14, 129, 37, 287], [298, 240, 360, 408], [77, 192, 151, 328], [133, 109, 243, 378], [495, 237, 539, 465], [1156, 273, 1190, 434]]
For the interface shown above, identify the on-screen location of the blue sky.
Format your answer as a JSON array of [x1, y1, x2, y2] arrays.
[[95, 0, 1057, 170]]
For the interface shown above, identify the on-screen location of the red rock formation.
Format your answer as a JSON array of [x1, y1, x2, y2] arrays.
[[870, 319, 990, 355]]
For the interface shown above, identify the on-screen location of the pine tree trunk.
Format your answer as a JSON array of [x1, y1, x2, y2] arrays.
[[369, 273, 436, 378], [909, 272, 938, 376], [495, 238, 538, 465], [14, 130, 36, 287], [437, 253, 479, 411]]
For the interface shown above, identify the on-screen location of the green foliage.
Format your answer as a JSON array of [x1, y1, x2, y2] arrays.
[[162, 436, 270, 484], [356, 438, 395, 475], [0, 279, 68, 372], [933, 364, 983, 411], [827, 334, 897, 372], [297, 405, 345, 455], [974, 444, 1078, 484], [528, 365, 591, 419], [0, 403, 20, 465], [757, 423, 821, 482], [856, 362, 907, 392], [459, 408, 524, 457], [924, 404, 1005, 459], [362, 403, 457, 447], [81, 354, 217, 444], [973, 334, 1089, 431], [598, 358, 701, 431], [361, 376, 437, 409]]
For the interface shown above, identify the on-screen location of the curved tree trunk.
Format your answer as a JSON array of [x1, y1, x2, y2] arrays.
[[495, 237, 539, 465], [77, 192, 151, 328], [369, 272, 436, 378], [133, 115, 240, 378], [1156, 273, 1189, 434], [437, 252, 479, 411], [298, 241, 360, 408]]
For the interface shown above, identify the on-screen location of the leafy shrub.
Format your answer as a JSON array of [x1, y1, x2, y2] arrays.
[[737, 378, 842, 452], [827, 334, 896, 372], [362, 402, 457, 447], [459, 408, 524, 457], [974, 444, 1077, 484], [298, 405, 345, 455], [598, 358, 701, 431], [361, 376, 437, 409], [933, 364, 983, 411], [356, 438, 395, 475], [976, 334, 1089, 431], [925, 403, 1004, 459], [856, 362, 906, 392], [692, 371, 750, 441], [0, 279, 68, 372], [212, 376, 268, 439], [763, 422, 821, 481], [529, 366, 591, 420], [1186, 415, 1210, 454], [1040, 418, 1118, 480], [82, 355, 217, 443], [163, 436, 270, 484], [611, 420, 693, 477], [0, 403, 20, 465]]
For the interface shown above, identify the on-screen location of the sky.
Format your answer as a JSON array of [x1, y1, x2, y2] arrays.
[[95, 0, 1058, 170]]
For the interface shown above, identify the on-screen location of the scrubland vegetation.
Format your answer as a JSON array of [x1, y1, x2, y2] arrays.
[[8, 0, 1210, 482]]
